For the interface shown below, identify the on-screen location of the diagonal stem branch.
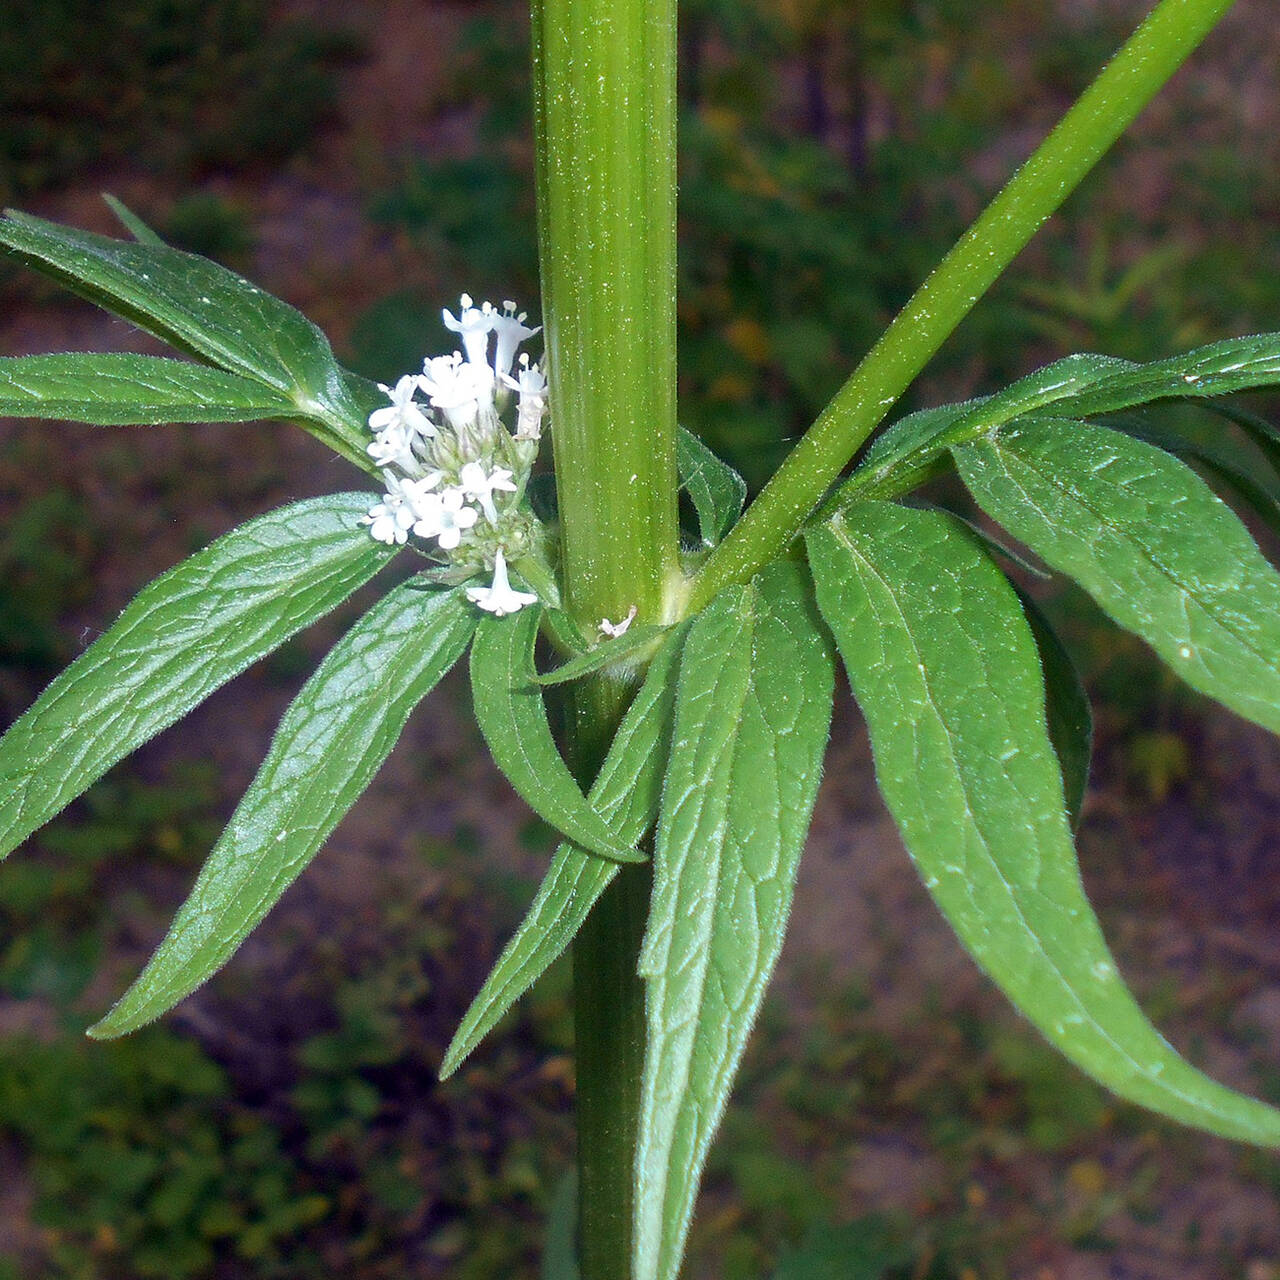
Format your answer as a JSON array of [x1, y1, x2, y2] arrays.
[[687, 0, 1238, 612]]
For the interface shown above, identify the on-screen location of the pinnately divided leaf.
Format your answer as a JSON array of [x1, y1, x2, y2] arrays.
[[89, 584, 476, 1038], [677, 426, 748, 546], [635, 560, 835, 1280], [807, 500, 1280, 1146], [441, 625, 687, 1079], [0, 210, 371, 469], [469, 607, 644, 865], [0, 493, 393, 862], [0, 353, 300, 424], [956, 417, 1280, 735]]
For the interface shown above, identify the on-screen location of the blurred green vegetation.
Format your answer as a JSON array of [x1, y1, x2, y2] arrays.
[[0, 492, 96, 679], [0, 755, 577, 1278], [0, 0, 361, 199], [162, 193, 257, 269]]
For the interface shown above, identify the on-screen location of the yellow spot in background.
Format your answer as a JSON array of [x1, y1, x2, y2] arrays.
[[707, 374, 754, 404], [724, 316, 771, 365], [1067, 1157, 1108, 1197]]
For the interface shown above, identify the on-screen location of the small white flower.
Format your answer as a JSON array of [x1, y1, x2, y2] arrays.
[[466, 548, 538, 617], [411, 486, 479, 550], [442, 293, 495, 372], [360, 473, 423, 545], [490, 301, 541, 380], [599, 605, 638, 638], [367, 425, 417, 471], [503, 354, 549, 441], [457, 460, 518, 524], [419, 353, 493, 431], [369, 374, 436, 438], [363, 501, 413, 544]]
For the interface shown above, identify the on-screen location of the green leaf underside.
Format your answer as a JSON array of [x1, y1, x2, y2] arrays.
[[535, 624, 669, 686], [0, 493, 391, 862], [440, 626, 687, 1079], [469, 608, 644, 865], [1198, 400, 1280, 479], [0, 210, 369, 468], [0, 353, 299, 424], [1016, 588, 1093, 830], [850, 332, 1280, 502], [677, 426, 748, 546], [807, 501, 1280, 1146], [90, 585, 475, 1038], [956, 417, 1280, 736], [635, 560, 835, 1280]]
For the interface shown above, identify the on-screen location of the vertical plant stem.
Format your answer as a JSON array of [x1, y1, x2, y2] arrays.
[[533, 0, 681, 629], [531, 0, 679, 1274], [573, 868, 649, 1276], [687, 0, 1237, 611], [564, 675, 650, 1280]]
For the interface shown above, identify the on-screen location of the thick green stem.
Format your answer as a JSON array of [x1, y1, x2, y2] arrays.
[[562, 675, 649, 1280], [533, 0, 681, 630], [573, 852, 650, 1280], [531, 0, 679, 1274], [688, 0, 1237, 612]]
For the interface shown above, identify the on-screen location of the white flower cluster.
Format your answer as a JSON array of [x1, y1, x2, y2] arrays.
[[361, 294, 550, 616]]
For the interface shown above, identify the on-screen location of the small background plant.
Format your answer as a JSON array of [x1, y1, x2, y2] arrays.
[[1, 2, 1280, 1279]]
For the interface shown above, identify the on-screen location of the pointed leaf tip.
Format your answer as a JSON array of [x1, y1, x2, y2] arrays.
[[808, 500, 1280, 1148], [90, 584, 475, 1037], [635, 562, 834, 1280], [470, 608, 644, 865]]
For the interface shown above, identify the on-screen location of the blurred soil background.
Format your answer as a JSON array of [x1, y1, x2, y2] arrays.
[[1, 0, 1280, 1276]]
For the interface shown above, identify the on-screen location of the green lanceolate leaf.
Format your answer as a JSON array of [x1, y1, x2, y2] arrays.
[[102, 194, 166, 246], [677, 426, 748, 546], [846, 333, 1280, 504], [469, 607, 643, 865], [542, 1172, 581, 1280], [0, 353, 299, 424], [1197, 400, 1280, 479], [0, 493, 391, 862], [1109, 417, 1280, 535], [846, 402, 975, 501], [535, 624, 669, 686], [1016, 588, 1092, 830], [90, 584, 475, 1038], [1059, 333, 1280, 416], [807, 501, 1280, 1146], [0, 210, 370, 469], [441, 626, 686, 1079], [935, 336, 1280, 443], [635, 561, 835, 1280], [956, 417, 1280, 736]]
